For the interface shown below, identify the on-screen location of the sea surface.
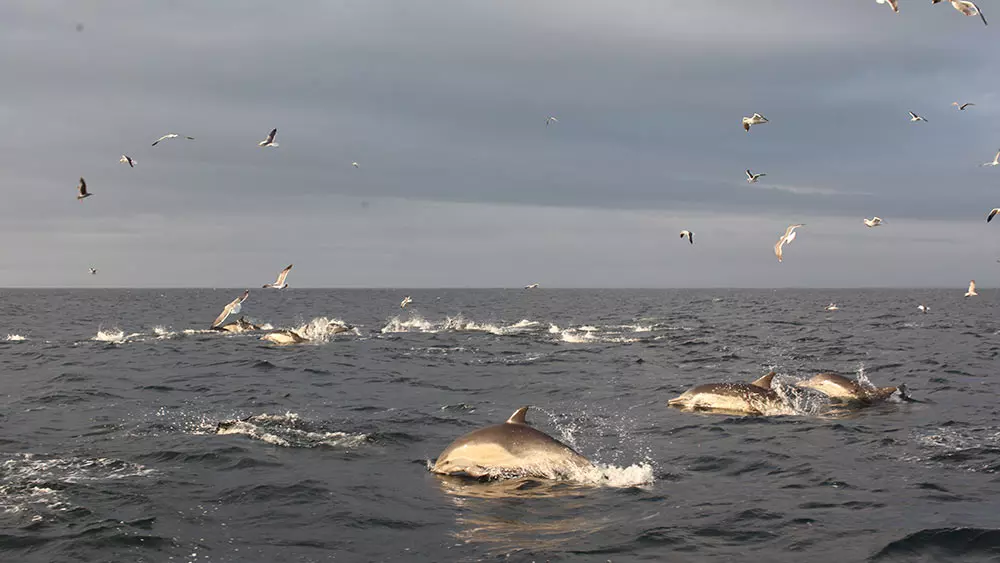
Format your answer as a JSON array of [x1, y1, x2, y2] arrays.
[[0, 288, 998, 563]]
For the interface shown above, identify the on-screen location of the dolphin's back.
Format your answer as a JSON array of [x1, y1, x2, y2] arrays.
[[668, 382, 787, 415], [432, 422, 592, 479], [800, 373, 898, 403]]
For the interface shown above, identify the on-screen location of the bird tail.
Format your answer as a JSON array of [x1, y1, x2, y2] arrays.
[[270, 142, 279, 147]]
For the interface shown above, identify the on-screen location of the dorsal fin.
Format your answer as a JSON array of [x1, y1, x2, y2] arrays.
[[506, 406, 530, 425], [751, 371, 776, 389]]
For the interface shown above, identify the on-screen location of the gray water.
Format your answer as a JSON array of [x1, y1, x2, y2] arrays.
[[0, 288, 998, 562]]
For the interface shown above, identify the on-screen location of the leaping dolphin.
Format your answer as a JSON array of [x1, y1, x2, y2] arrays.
[[431, 406, 594, 480], [214, 316, 261, 334], [667, 372, 794, 416], [796, 373, 907, 405]]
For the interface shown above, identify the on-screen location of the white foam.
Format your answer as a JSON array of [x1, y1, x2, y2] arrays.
[[5, 334, 26, 341], [92, 328, 126, 343], [204, 412, 369, 448], [574, 462, 656, 488], [381, 314, 436, 333], [292, 317, 356, 342]]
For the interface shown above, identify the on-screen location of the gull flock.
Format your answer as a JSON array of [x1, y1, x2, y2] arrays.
[[66, 4, 994, 330]]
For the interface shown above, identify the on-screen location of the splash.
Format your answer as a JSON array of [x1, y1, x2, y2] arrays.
[[381, 314, 436, 333], [152, 326, 176, 339], [201, 412, 369, 449], [92, 328, 127, 343], [5, 334, 26, 341], [572, 462, 656, 488], [291, 317, 356, 342]]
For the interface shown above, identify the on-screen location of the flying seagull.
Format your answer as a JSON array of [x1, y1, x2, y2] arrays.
[[965, 280, 978, 297], [211, 290, 250, 328], [400, 295, 413, 308], [981, 150, 1000, 167], [864, 216, 883, 228], [119, 154, 135, 168], [932, 0, 987, 25], [77, 177, 91, 200], [679, 230, 694, 244], [525, 283, 540, 289], [258, 128, 278, 147], [89, 267, 97, 275], [742, 113, 768, 132], [263, 264, 292, 289], [987, 208, 999, 222], [908, 111, 928, 122], [825, 303, 839, 311], [875, 0, 899, 12], [746, 169, 766, 183], [545, 116, 558, 126], [352, 162, 359, 168], [151, 133, 195, 146], [774, 224, 804, 263], [918, 304, 929, 313], [952, 101, 975, 110]]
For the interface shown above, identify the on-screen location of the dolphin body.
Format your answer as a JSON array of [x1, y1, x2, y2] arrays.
[[213, 317, 261, 334], [431, 407, 594, 480], [261, 330, 308, 345], [797, 373, 907, 405], [667, 372, 794, 416]]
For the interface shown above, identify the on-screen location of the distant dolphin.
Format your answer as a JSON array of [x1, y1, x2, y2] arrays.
[[796, 373, 907, 405], [668, 372, 793, 416], [431, 406, 594, 480]]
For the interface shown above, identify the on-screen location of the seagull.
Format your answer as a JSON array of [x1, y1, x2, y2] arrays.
[[211, 289, 250, 328], [932, 0, 987, 25], [77, 177, 91, 200], [400, 295, 413, 308], [863, 216, 883, 228], [258, 128, 278, 147], [981, 150, 1000, 167], [352, 162, 359, 168], [742, 113, 768, 132], [525, 283, 540, 289], [89, 267, 97, 275], [119, 154, 135, 168], [746, 169, 766, 183], [988, 208, 1000, 222], [876, 0, 899, 12], [825, 303, 839, 311], [151, 133, 195, 146], [774, 224, 804, 263], [262, 264, 292, 289], [679, 230, 694, 244], [965, 280, 978, 297], [952, 101, 975, 110], [918, 303, 929, 313], [545, 116, 558, 126], [908, 111, 928, 122]]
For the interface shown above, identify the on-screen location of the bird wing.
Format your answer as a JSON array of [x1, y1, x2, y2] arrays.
[[78, 177, 87, 196], [275, 264, 292, 285], [962, 102, 975, 109], [212, 303, 235, 328], [743, 121, 750, 132], [689, 232, 694, 244], [988, 208, 999, 222], [908, 111, 918, 119], [152, 134, 172, 146], [969, 280, 976, 293], [746, 169, 753, 179], [266, 128, 277, 143], [774, 238, 784, 262]]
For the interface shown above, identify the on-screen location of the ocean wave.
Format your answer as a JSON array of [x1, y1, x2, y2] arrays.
[[0, 453, 153, 522]]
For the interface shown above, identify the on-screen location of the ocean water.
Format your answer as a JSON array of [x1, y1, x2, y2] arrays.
[[0, 288, 997, 562]]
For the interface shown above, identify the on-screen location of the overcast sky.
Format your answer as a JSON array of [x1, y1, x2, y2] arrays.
[[1, 1, 998, 288]]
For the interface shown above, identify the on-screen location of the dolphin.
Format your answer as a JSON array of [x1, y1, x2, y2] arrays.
[[431, 406, 594, 480], [213, 316, 261, 334], [667, 372, 794, 416], [796, 373, 907, 405], [261, 330, 307, 345]]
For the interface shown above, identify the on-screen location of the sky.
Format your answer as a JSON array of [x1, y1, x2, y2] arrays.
[[1, 1, 998, 288]]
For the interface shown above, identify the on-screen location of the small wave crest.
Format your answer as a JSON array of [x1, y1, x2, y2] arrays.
[[5, 334, 26, 341], [91, 328, 129, 344]]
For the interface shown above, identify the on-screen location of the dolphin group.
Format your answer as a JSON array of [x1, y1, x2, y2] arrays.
[[431, 406, 594, 480]]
